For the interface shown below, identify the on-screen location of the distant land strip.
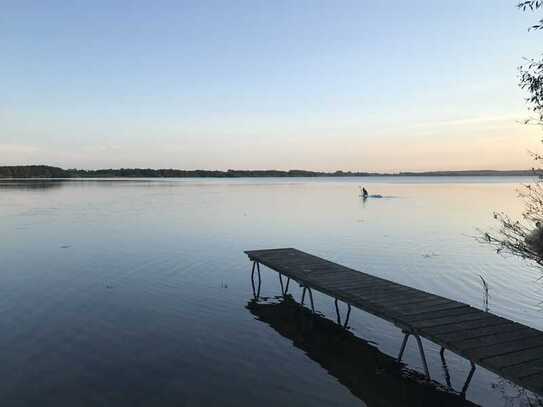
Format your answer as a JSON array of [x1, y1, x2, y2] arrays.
[[0, 165, 538, 178]]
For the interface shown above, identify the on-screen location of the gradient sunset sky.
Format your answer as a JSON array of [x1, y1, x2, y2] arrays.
[[2, 0, 542, 172]]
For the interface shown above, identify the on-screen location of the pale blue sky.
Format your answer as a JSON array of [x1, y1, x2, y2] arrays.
[[1, 0, 541, 171]]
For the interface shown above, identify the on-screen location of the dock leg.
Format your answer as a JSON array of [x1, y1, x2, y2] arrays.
[[397, 332, 430, 380], [278, 275, 290, 296], [307, 287, 315, 312], [440, 347, 452, 389], [334, 298, 342, 325], [334, 299, 352, 328], [414, 334, 430, 380], [344, 304, 351, 328], [251, 261, 262, 299], [301, 286, 315, 312], [460, 362, 476, 398], [251, 261, 256, 283], [398, 332, 410, 362]]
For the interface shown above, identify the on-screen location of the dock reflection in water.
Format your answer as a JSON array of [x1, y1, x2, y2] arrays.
[[247, 296, 480, 407]]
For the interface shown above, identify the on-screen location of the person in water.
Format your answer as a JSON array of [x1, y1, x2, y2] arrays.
[[362, 187, 368, 198]]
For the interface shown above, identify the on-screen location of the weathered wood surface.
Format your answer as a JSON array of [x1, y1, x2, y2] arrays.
[[245, 248, 543, 396]]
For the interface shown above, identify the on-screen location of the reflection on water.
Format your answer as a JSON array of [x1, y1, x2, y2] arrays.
[[0, 179, 66, 190], [247, 296, 479, 407], [1, 177, 543, 406]]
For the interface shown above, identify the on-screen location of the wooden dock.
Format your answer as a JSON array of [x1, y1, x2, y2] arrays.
[[245, 248, 543, 397]]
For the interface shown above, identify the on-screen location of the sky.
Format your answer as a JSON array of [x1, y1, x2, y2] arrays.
[[1, 0, 542, 172]]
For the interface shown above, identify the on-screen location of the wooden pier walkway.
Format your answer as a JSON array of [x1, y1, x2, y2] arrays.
[[245, 248, 543, 396]]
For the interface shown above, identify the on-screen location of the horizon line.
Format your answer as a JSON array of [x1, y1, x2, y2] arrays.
[[0, 165, 539, 177]]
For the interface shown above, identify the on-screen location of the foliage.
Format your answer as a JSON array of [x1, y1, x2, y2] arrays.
[[0, 165, 380, 178], [518, 1, 543, 123], [481, 3, 543, 264], [518, 1, 543, 29], [1, 166, 536, 179], [0, 165, 67, 178], [483, 182, 543, 265], [520, 57, 543, 123]]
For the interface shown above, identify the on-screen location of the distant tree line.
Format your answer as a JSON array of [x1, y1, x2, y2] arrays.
[[0, 165, 535, 178], [0, 165, 68, 178], [0, 165, 380, 178]]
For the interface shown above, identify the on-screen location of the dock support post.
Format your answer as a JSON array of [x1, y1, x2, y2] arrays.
[[334, 298, 352, 328], [398, 332, 410, 362], [251, 261, 261, 299], [440, 347, 452, 389], [397, 331, 430, 380], [334, 299, 341, 325], [308, 287, 315, 312], [278, 274, 291, 296], [344, 304, 351, 328], [439, 347, 476, 396], [460, 362, 476, 398], [414, 334, 430, 379], [301, 286, 315, 312]]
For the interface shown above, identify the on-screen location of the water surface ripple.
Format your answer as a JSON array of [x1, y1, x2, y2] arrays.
[[0, 177, 541, 406]]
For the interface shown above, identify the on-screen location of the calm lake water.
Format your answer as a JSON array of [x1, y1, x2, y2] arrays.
[[1, 177, 542, 407]]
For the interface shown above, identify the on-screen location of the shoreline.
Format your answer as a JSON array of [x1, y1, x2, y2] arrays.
[[0, 165, 539, 179]]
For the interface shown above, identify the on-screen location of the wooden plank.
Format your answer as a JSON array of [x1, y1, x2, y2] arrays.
[[352, 291, 423, 306], [501, 358, 543, 379], [308, 279, 406, 297], [301, 267, 355, 276], [354, 284, 425, 297], [421, 315, 509, 336], [430, 322, 521, 344], [311, 270, 385, 281], [408, 309, 490, 329], [304, 278, 371, 290], [366, 298, 444, 315], [254, 255, 320, 265], [349, 285, 412, 298], [483, 346, 543, 369], [521, 373, 543, 393], [452, 328, 541, 351], [361, 291, 447, 307], [305, 272, 378, 284], [246, 250, 294, 260], [402, 305, 473, 322], [308, 275, 386, 289], [391, 302, 467, 316], [274, 262, 324, 272], [366, 289, 447, 303], [464, 335, 543, 361]]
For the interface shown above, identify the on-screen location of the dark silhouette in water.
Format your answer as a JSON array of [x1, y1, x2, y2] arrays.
[[0, 179, 65, 190], [360, 186, 386, 199], [247, 297, 478, 407]]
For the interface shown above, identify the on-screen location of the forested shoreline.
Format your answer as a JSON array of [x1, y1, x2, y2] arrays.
[[0, 165, 536, 178]]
